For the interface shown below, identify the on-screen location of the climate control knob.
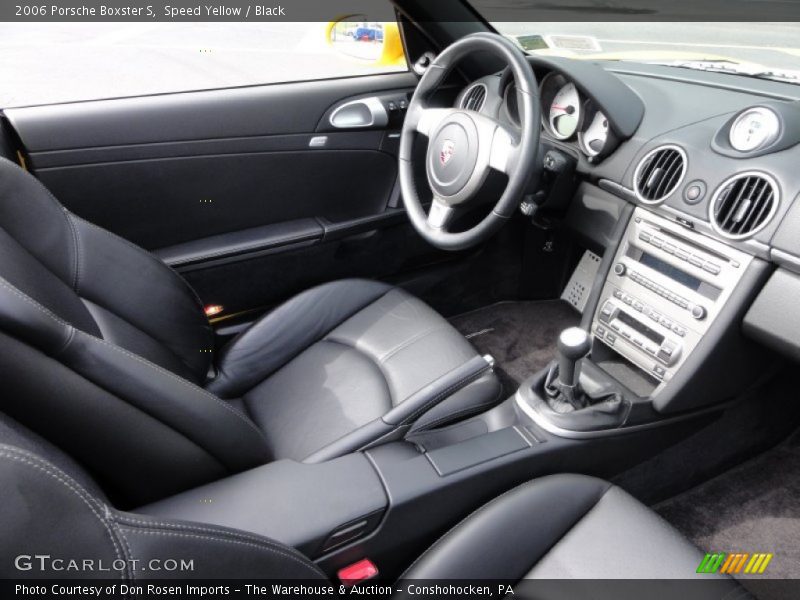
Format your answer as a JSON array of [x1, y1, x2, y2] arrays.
[[613, 263, 627, 276], [691, 305, 707, 320]]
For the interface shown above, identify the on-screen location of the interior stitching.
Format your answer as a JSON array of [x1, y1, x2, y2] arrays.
[[0, 275, 266, 449], [64, 211, 82, 293], [83, 332, 267, 441], [116, 528, 325, 579], [0, 448, 125, 580], [401, 364, 491, 425], [216, 282, 393, 395]]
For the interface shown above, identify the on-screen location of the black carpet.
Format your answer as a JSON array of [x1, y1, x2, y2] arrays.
[[656, 427, 800, 584], [450, 300, 580, 392]]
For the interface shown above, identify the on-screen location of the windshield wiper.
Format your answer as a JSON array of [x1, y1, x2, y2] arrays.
[[646, 59, 799, 83]]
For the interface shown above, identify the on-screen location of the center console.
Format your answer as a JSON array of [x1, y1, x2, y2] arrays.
[[516, 201, 773, 437], [593, 207, 753, 389], [137, 202, 777, 584]]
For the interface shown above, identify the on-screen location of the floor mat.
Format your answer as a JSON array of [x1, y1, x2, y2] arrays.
[[450, 300, 580, 391], [656, 427, 800, 583]]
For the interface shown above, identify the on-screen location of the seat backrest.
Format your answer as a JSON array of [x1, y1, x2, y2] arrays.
[[0, 413, 323, 580], [0, 158, 270, 506]]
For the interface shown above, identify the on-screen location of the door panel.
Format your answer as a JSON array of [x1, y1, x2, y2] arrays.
[[6, 73, 419, 151], [4, 72, 455, 317], [6, 74, 418, 250], [36, 148, 397, 249]]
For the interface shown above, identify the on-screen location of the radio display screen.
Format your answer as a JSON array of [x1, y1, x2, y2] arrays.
[[616, 310, 665, 345], [640, 252, 703, 292]]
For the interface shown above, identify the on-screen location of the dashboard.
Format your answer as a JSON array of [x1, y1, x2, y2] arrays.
[[453, 55, 800, 263], [454, 55, 800, 403]]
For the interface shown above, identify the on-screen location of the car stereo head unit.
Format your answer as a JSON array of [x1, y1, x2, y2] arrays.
[[592, 207, 753, 390]]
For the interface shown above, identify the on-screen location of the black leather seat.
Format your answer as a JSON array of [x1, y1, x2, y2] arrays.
[[0, 431, 746, 597], [0, 156, 501, 505], [400, 474, 718, 580]]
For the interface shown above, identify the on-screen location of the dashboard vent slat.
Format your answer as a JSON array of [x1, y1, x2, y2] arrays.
[[710, 173, 778, 240], [633, 145, 687, 204], [461, 83, 487, 112]]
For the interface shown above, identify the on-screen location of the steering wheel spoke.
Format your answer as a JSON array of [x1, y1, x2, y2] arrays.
[[488, 125, 520, 175], [414, 107, 458, 137], [427, 198, 456, 230]]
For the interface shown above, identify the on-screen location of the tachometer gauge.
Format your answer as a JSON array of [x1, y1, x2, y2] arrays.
[[579, 105, 609, 157], [548, 82, 581, 140]]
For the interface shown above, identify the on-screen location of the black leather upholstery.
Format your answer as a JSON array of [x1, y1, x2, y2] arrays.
[[0, 157, 501, 505], [0, 441, 327, 580], [216, 280, 502, 462], [400, 475, 742, 584], [0, 423, 747, 593]]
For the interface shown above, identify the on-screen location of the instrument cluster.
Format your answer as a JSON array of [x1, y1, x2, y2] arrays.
[[501, 71, 616, 160]]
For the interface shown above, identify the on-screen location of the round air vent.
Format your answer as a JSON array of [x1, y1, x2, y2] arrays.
[[633, 145, 687, 204], [460, 83, 487, 112], [710, 172, 779, 240]]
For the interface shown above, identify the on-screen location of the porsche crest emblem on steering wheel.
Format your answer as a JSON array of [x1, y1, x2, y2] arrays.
[[440, 139, 456, 166]]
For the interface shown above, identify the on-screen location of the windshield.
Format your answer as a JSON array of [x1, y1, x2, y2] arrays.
[[490, 22, 800, 83]]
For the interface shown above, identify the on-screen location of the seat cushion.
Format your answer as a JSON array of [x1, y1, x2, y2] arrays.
[[209, 279, 502, 462], [401, 474, 744, 585]]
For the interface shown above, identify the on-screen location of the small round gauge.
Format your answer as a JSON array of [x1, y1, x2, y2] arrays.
[[578, 104, 610, 157], [547, 82, 581, 140], [729, 107, 780, 152]]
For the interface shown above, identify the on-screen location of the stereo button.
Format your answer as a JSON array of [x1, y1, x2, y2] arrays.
[[613, 290, 624, 300], [651, 237, 663, 248], [676, 249, 690, 261], [653, 365, 666, 378], [600, 302, 616, 322], [639, 232, 652, 242], [657, 342, 678, 364], [703, 262, 721, 275], [663, 243, 676, 255], [689, 255, 704, 268]]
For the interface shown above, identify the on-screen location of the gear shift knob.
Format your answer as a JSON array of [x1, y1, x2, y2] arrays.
[[557, 327, 591, 388]]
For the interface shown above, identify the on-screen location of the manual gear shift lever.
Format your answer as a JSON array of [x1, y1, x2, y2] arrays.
[[557, 327, 591, 387], [554, 327, 591, 407]]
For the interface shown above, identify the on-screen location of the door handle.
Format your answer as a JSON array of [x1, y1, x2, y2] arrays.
[[329, 97, 389, 129]]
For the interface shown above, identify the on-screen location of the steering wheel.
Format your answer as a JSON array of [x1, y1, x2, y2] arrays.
[[399, 32, 541, 251]]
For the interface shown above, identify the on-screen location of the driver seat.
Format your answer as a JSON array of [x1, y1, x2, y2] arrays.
[[0, 157, 502, 506]]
